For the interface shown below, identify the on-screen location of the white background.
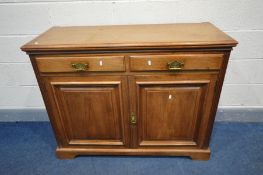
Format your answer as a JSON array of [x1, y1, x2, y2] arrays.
[[0, 0, 263, 110]]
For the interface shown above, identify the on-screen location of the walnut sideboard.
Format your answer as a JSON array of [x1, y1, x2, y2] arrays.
[[21, 23, 237, 160]]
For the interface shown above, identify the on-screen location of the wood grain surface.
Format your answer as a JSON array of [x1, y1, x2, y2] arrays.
[[21, 23, 237, 52], [21, 23, 237, 160]]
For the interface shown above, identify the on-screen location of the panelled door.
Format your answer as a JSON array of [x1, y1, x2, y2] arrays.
[[129, 73, 217, 148], [43, 73, 217, 149], [44, 75, 129, 147]]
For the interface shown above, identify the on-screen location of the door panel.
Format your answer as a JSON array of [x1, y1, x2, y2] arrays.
[[143, 86, 200, 140], [45, 76, 129, 147], [130, 74, 217, 148]]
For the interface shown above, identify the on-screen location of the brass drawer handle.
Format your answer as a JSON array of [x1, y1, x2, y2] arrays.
[[71, 63, 89, 71], [167, 61, 184, 70]]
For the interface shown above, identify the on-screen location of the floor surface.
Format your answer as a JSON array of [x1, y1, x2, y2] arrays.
[[0, 122, 262, 175]]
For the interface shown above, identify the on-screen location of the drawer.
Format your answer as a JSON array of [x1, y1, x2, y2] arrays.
[[36, 56, 125, 73], [129, 54, 224, 71]]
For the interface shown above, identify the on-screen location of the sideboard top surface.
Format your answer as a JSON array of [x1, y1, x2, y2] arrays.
[[21, 22, 237, 52]]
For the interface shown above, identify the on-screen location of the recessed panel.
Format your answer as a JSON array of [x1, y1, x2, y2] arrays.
[[144, 87, 200, 140], [61, 88, 119, 140], [136, 79, 210, 147], [51, 81, 125, 146]]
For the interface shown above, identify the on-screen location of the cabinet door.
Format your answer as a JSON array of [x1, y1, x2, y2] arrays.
[[44, 76, 129, 147], [129, 74, 217, 148]]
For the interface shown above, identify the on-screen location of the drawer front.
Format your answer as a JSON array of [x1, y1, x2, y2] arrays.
[[129, 54, 224, 71], [36, 56, 125, 73]]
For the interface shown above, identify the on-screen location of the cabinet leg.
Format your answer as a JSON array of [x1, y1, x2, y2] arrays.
[[56, 150, 76, 160], [190, 153, 210, 161]]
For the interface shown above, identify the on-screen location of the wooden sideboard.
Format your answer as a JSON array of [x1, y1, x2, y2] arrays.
[[21, 23, 237, 160]]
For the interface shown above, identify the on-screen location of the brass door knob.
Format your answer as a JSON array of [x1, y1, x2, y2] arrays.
[[167, 61, 184, 70], [71, 63, 89, 71]]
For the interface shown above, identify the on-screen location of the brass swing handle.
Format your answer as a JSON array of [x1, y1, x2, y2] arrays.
[[167, 60, 184, 70], [71, 62, 89, 71]]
